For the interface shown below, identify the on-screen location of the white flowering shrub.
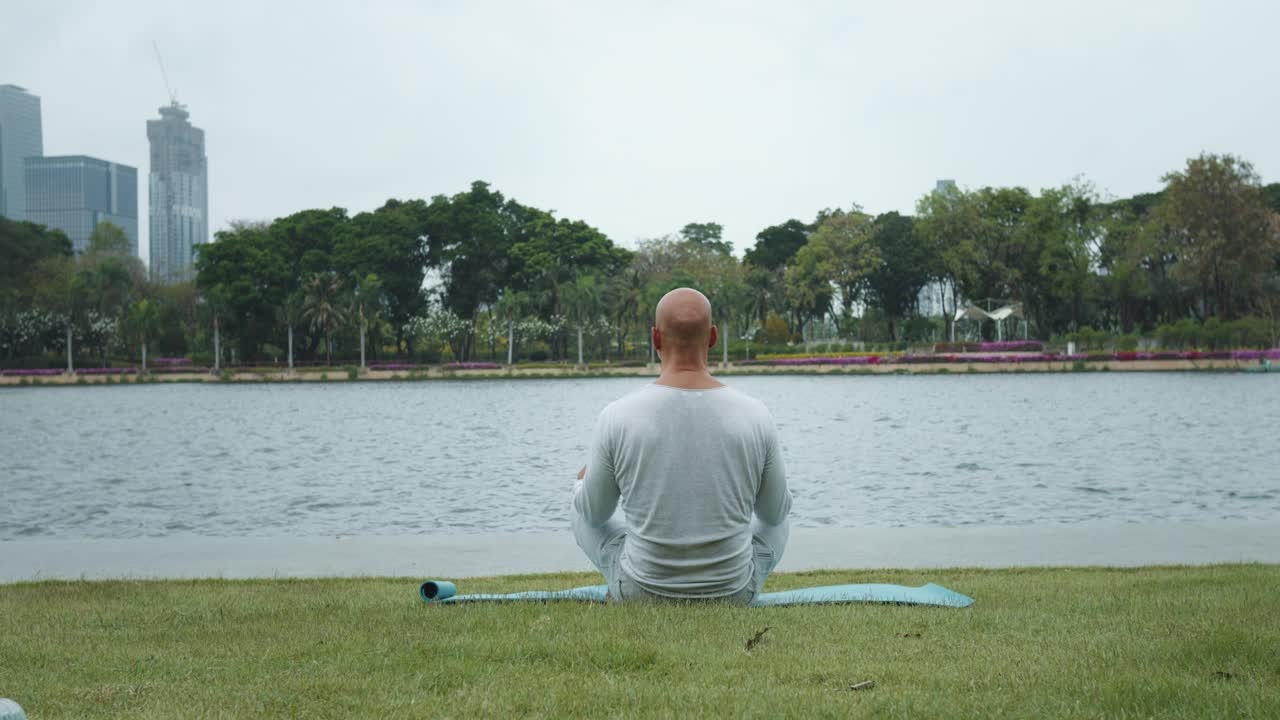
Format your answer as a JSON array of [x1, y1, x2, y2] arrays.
[[402, 309, 470, 346]]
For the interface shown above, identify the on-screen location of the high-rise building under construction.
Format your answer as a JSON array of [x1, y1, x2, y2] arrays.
[[147, 101, 207, 283]]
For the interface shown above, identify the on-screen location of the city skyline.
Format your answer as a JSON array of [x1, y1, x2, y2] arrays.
[[3, 2, 1279, 266]]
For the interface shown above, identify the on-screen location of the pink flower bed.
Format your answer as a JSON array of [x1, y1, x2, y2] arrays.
[[1232, 349, 1280, 360], [757, 356, 883, 366], [1, 368, 64, 376], [978, 341, 1044, 352], [77, 367, 137, 375], [743, 349, 1278, 367]]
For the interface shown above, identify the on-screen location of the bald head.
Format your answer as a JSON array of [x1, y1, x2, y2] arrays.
[[655, 288, 714, 351]]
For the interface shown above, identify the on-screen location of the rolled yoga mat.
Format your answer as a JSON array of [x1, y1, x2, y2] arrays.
[[419, 580, 974, 608]]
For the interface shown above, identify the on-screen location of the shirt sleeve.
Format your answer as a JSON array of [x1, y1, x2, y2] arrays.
[[573, 407, 620, 528], [754, 415, 791, 526]]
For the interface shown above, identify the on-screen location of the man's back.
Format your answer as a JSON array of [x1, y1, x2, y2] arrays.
[[575, 383, 791, 598]]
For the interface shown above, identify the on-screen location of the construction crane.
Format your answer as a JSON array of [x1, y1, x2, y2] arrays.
[[152, 41, 179, 106]]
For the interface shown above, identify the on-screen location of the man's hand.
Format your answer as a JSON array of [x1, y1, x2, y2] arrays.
[[577, 465, 587, 481]]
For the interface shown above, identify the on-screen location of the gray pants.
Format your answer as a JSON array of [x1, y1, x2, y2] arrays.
[[572, 510, 789, 605]]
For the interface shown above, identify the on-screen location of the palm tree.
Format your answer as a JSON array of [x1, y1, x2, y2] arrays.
[[493, 288, 529, 366], [125, 298, 161, 372], [303, 272, 347, 365], [276, 290, 304, 371], [563, 275, 600, 369], [351, 274, 383, 370], [199, 285, 232, 372], [601, 272, 641, 363]]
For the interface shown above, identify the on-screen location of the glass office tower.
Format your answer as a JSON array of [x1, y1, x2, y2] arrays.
[[147, 102, 207, 283], [24, 155, 139, 254], [0, 84, 44, 221]]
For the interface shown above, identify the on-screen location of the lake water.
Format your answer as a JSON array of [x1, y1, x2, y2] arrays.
[[1, 375, 1278, 541]]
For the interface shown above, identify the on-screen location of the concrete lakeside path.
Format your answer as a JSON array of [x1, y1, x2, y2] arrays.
[[2, 521, 1278, 583]]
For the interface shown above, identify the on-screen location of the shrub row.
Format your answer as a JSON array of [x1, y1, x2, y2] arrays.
[[740, 349, 1279, 366]]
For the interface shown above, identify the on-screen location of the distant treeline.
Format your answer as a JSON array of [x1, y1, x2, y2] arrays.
[[2, 152, 1278, 368]]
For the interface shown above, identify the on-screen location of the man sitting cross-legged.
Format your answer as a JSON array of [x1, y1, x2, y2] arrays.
[[572, 287, 792, 604]]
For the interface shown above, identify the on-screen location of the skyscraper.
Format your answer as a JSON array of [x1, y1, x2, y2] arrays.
[[147, 101, 207, 283], [0, 84, 44, 221], [24, 155, 138, 254]]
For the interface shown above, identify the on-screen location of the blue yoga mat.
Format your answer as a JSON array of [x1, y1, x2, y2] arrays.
[[419, 580, 974, 608]]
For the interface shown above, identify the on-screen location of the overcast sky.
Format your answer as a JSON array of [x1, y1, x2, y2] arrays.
[[5, 1, 1278, 264]]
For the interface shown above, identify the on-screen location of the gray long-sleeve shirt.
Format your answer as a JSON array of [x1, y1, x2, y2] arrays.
[[573, 383, 791, 597]]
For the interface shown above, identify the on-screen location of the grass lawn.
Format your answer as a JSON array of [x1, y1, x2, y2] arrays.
[[1, 565, 1277, 718]]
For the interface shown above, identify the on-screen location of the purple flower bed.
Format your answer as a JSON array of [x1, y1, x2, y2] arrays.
[[148, 365, 210, 374], [767, 356, 883, 366], [895, 354, 962, 364], [368, 363, 418, 371], [1, 368, 64, 376], [442, 362, 502, 370], [1112, 351, 1234, 361], [895, 353, 1081, 364], [734, 349, 1277, 367], [730, 349, 1280, 367], [1232, 349, 1280, 360], [77, 367, 137, 375], [978, 341, 1044, 352]]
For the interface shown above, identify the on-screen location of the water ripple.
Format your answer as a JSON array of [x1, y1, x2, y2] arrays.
[[1, 375, 1278, 539]]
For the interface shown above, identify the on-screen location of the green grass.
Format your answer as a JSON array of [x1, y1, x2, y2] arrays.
[[1, 566, 1278, 718]]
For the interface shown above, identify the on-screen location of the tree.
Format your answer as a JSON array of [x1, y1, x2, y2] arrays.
[[423, 182, 525, 358], [1261, 183, 1280, 214], [1095, 194, 1158, 332], [351, 273, 384, 370], [0, 216, 73, 291], [807, 210, 882, 324], [153, 282, 199, 357], [600, 271, 643, 362], [195, 222, 289, 362], [343, 199, 430, 353], [492, 288, 531, 365], [866, 212, 929, 340], [680, 222, 732, 255], [271, 208, 351, 282], [124, 297, 161, 371], [303, 272, 347, 365], [710, 267, 752, 366], [1155, 153, 1280, 320], [1, 219, 73, 363], [511, 213, 630, 360], [744, 219, 810, 271], [30, 255, 84, 372], [916, 185, 982, 339], [562, 274, 601, 367], [783, 242, 834, 340], [200, 284, 233, 371], [1028, 183, 1100, 334], [85, 221, 133, 258]]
